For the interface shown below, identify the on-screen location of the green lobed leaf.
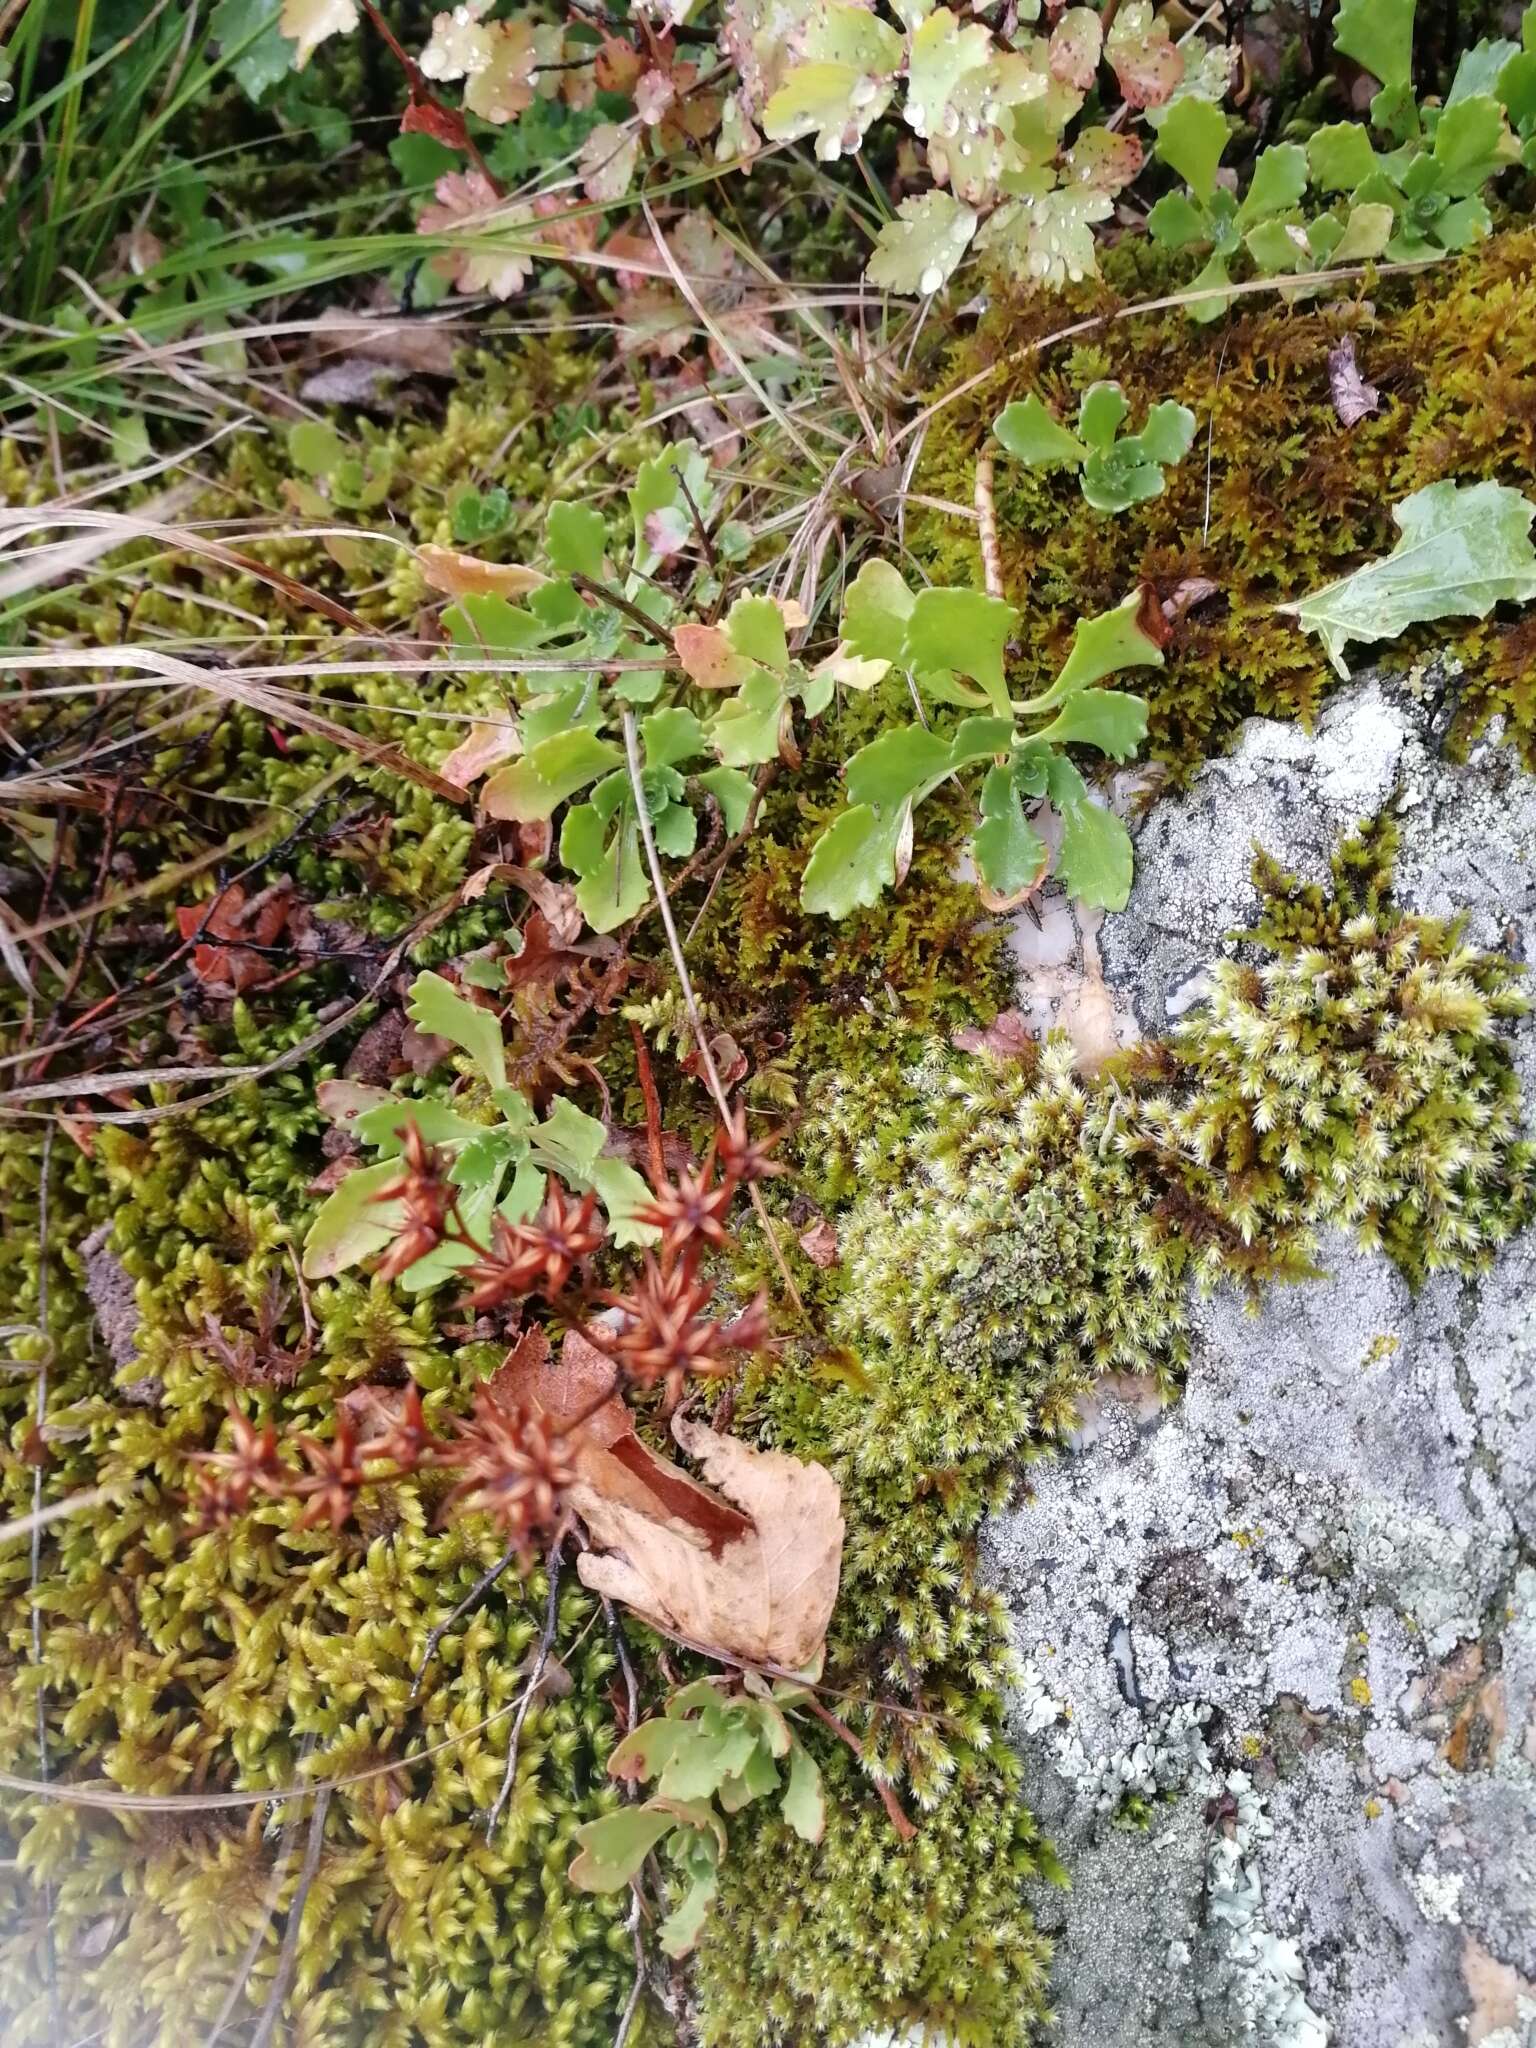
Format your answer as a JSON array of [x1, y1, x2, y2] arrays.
[[973, 763, 1047, 898], [843, 726, 955, 809], [406, 971, 507, 1091], [287, 419, 345, 477], [841, 558, 914, 665], [800, 803, 910, 918], [1308, 122, 1381, 192], [300, 1160, 404, 1281], [1154, 95, 1229, 201], [642, 706, 708, 769], [212, 0, 296, 100], [724, 595, 788, 671], [695, 765, 755, 835], [1147, 189, 1210, 249], [1280, 479, 1536, 677], [481, 729, 625, 823], [866, 191, 979, 295], [658, 1862, 719, 1957], [607, 1719, 682, 1785], [993, 395, 1087, 468], [780, 1741, 827, 1845], [1235, 143, 1309, 226], [903, 588, 1017, 715], [1335, 0, 1415, 90], [710, 671, 788, 768], [1077, 381, 1130, 453], [1032, 689, 1149, 760], [1136, 400, 1198, 469], [1048, 756, 1136, 911], [569, 1804, 678, 1891], [546, 500, 607, 579], [1026, 593, 1166, 711]]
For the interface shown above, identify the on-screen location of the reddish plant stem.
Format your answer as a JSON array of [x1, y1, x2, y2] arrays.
[[629, 1020, 668, 1187], [358, 0, 501, 191], [799, 1694, 917, 1841]]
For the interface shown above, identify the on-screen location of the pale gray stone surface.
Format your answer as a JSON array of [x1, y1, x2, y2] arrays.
[[985, 673, 1536, 2048]]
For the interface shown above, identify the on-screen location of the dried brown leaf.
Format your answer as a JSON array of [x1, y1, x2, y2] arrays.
[[418, 544, 546, 600], [574, 1413, 844, 1669], [1327, 334, 1381, 428]]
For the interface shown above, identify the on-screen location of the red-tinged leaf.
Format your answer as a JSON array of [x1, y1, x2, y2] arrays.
[[674, 623, 751, 690], [1050, 6, 1104, 90], [441, 717, 522, 790], [417, 544, 545, 600], [493, 1329, 755, 1556], [401, 94, 471, 152]]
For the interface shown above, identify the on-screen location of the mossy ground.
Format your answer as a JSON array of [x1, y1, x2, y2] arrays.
[[3, 219, 1535, 2046], [914, 227, 1536, 778]]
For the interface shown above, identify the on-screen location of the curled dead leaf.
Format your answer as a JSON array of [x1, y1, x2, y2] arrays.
[[1328, 334, 1381, 428], [441, 718, 522, 790], [576, 1412, 845, 1670], [418, 543, 546, 600], [796, 1217, 839, 1268]]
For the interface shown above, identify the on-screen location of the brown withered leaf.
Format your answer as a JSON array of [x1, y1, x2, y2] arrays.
[[577, 1413, 844, 1670], [682, 1029, 747, 1091], [442, 718, 521, 790], [796, 1216, 840, 1268], [1328, 335, 1380, 427], [504, 1331, 844, 1667], [418, 544, 546, 600], [1161, 576, 1221, 626], [494, 1329, 752, 1553], [674, 623, 750, 690], [310, 309, 459, 377]]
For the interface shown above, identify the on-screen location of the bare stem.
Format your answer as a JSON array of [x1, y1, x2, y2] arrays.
[[486, 1529, 565, 1837], [619, 712, 807, 1322]]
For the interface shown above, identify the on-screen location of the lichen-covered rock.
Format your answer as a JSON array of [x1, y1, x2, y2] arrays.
[[987, 671, 1536, 2047]]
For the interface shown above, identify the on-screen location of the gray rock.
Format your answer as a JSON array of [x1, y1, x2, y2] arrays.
[[985, 672, 1536, 2048]]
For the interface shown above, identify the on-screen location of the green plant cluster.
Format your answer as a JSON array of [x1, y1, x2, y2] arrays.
[[569, 1675, 826, 1960], [916, 226, 1536, 778]]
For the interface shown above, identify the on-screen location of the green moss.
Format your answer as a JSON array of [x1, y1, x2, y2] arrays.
[[695, 815, 1529, 2046], [913, 228, 1536, 776]]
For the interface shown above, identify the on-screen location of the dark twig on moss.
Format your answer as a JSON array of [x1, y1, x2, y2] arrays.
[[411, 1540, 524, 1697], [249, 1780, 333, 2048], [486, 1529, 565, 1838]]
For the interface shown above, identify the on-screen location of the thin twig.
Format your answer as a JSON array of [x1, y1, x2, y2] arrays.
[[798, 1693, 916, 1842], [619, 712, 807, 1321], [248, 1782, 332, 2048], [411, 1541, 523, 1697], [974, 451, 1003, 600], [628, 1021, 668, 1188], [486, 1531, 564, 1837]]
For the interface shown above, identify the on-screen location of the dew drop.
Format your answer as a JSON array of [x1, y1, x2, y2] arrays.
[[919, 263, 944, 295]]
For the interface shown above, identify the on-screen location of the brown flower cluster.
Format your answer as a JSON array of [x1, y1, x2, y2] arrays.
[[190, 1112, 779, 1548], [190, 1381, 575, 1559]]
